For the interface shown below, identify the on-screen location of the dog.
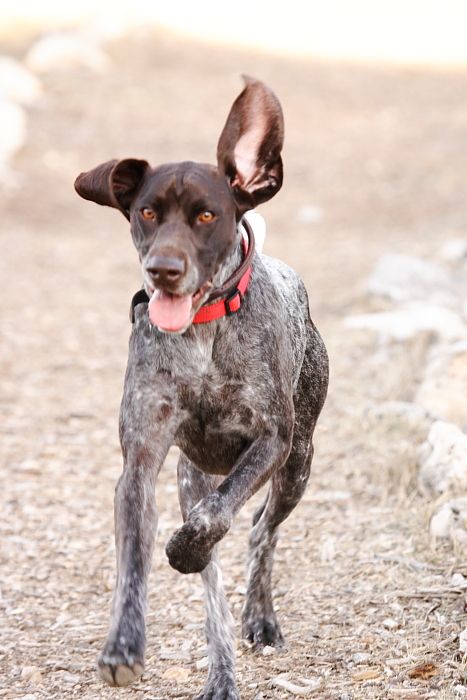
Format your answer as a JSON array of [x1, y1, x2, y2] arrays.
[[74, 76, 329, 700]]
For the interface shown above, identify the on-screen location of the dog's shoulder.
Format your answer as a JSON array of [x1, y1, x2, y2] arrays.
[[253, 253, 309, 312]]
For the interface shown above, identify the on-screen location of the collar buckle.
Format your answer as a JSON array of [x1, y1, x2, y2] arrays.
[[224, 288, 242, 316]]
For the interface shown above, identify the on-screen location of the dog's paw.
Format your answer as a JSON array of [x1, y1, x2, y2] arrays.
[[166, 508, 230, 574], [194, 676, 239, 700], [98, 632, 145, 688], [242, 611, 284, 650], [98, 652, 144, 687]]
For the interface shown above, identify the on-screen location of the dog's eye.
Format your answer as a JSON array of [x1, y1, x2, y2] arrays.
[[141, 207, 156, 221], [197, 211, 215, 224]]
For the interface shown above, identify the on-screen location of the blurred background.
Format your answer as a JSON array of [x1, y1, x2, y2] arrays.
[[2, 2, 467, 699]]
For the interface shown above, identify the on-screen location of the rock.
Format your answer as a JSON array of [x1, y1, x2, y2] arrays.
[[416, 342, 467, 429], [0, 56, 42, 105], [352, 652, 371, 664], [439, 238, 467, 263], [345, 303, 467, 341], [366, 401, 433, 432], [25, 32, 111, 74], [430, 498, 467, 542], [419, 421, 467, 495], [451, 572, 467, 587], [367, 253, 459, 308]]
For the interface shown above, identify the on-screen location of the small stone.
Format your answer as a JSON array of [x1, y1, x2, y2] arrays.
[[61, 672, 80, 685], [383, 618, 399, 630], [195, 657, 209, 670], [234, 585, 247, 596], [451, 572, 467, 587], [262, 645, 275, 656], [352, 652, 371, 664], [430, 498, 467, 543]]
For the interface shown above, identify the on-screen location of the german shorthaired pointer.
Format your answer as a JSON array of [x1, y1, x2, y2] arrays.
[[74, 76, 328, 700]]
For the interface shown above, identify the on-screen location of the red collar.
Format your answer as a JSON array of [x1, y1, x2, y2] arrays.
[[130, 219, 254, 325]]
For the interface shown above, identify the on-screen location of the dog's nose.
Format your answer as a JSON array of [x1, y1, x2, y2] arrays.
[[145, 255, 186, 285]]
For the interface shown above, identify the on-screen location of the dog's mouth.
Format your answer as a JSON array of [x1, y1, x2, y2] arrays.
[[147, 281, 213, 333]]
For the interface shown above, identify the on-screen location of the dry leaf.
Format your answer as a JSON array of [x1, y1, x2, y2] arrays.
[[408, 662, 438, 680]]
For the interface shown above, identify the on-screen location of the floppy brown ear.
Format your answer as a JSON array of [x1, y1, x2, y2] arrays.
[[74, 158, 150, 219], [217, 76, 284, 213]]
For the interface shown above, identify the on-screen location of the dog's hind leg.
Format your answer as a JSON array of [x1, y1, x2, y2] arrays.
[[177, 454, 239, 700], [242, 325, 328, 649]]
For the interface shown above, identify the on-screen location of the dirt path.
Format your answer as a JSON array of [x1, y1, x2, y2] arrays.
[[1, 30, 467, 700]]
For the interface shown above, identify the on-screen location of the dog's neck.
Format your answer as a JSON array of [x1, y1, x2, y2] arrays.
[[211, 225, 245, 290]]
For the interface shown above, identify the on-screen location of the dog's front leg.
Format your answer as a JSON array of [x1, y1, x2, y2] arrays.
[[98, 318, 177, 687], [166, 422, 293, 575]]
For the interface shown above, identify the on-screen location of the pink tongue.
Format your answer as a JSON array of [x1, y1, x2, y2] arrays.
[[148, 289, 193, 331]]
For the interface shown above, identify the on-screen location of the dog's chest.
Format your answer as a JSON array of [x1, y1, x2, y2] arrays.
[[171, 336, 263, 473]]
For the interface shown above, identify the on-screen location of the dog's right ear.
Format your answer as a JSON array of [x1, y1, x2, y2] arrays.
[[74, 158, 150, 220], [217, 76, 284, 214]]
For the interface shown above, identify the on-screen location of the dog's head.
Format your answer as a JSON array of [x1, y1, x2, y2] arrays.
[[74, 77, 284, 333]]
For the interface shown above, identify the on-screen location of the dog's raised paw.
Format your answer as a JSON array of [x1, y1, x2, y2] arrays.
[[98, 654, 144, 687], [165, 522, 213, 573]]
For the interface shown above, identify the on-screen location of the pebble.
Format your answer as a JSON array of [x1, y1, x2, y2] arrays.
[[352, 652, 371, 664], [195, 657, 209, 670]]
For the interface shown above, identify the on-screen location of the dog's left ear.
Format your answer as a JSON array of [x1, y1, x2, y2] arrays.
[[217, 76, 284, 213]]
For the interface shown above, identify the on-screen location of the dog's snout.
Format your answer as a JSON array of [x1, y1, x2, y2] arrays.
[[145, 255, 186, 285]]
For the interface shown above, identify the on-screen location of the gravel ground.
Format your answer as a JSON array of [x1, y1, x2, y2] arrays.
[[1, 29, 467, 700]]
